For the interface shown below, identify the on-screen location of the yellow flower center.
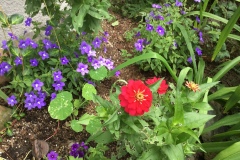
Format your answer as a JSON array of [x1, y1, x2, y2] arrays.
[[185, 81, 200, 92], [134, 90, 146, 101]]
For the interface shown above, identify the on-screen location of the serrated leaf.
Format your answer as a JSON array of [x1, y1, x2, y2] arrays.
[[48, 91, 73, 120], [82, 83, 97, 100], [9, 14, 24, 25], [70, 120, 83, 132]]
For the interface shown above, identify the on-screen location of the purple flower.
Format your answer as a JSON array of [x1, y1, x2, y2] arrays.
[[8, 33, 17, 40], [88, 50, 96, 57], [135, 31, 141, 37], [24, 100, 36, 110], [166, 20, 173, 25], [7, 95, 17, 106], [70, 142, 88, 158], [52, 81, 65, 91], [51, 43, 59, 49], [71, 143, 80, 151], [53, 71, 63, 81], [104, 31, 109, 37], [37, 91, 47, 99], [164, 3, 171, 7], [47, 151, 58, 160], [195, 47, 202, 56], [154, 15, 164, 20], [152, 4, 161, 9], [19, 40, 27, 49], [2, 40, 8, 49], [79, 41, 91, 54], [199, 31, 204, 42], [34, 97, 46, 109], [60, 56, 69, 65], [76, 63, 89, 76], [74, 52, 79, 58], [196, 16, 200, 23], [115, 70, 120, 77], [146, 24, 154, 31], [42, 39, 52, 50], [51, 93, 57, 100], [92, 37, 102, 48], [14, 57, 22, 66], [194, 0, 201, 2], [45, 25, 53, 36], [98, 56, 106, 66], [25, 17, 32, 26], [81, 32, 87, 36], [175, 0, 183, 6], [25, 91, 37, 102], [180, 10, 186, 15], [38, 51, 49, 60], [87, 56, 93, 63], [0, 61, 12, 75], [30, 58, 38, 67], [149, 11, 155, 17], [91, 59, 101, 69], [32, 79, 44, 91], [104, 59, 114, 70], [187, 57, 193, 63], [134, 39, 144, 52], [156, 25, 165, 36]]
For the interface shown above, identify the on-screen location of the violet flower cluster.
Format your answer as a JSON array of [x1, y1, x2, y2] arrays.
[[0, 61, 12, 76], [7, 95, 18, 106], [52, 71, 65, 91], [70, 142, 88, 158]]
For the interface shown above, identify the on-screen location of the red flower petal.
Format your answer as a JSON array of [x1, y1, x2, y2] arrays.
[[145, 77, 168, 94]]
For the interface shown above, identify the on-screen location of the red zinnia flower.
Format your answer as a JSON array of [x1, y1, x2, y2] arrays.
[[119, 80, 153, 116], [145, 77, 168, 94]]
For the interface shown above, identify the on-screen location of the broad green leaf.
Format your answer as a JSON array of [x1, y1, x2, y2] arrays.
[[82, 83, 97, 100], [213, 130, 240, 139], [86, 119, 102, 135], [162, 144, 184, 160], [9, 14, 24, 25], [77, 113, 96, 125], [211, 6, 240, 60], [48, 91, 73, 120], [70, 120, 83, 132], [208, 86, 237, 101], [177, 67, 193, 91], [0, 11, 8, 25], [202, 140, 239, 152], [213, 142, 240, 160], [89, 66, 107, 81], [224, 85, 240, 112], [149, 79, 163, 93], [184, 112, 215, 129], [138, 146, 163, 160], [203, 113, 240, 133]]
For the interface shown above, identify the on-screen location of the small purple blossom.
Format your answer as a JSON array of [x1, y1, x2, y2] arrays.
[[38, 51, 49, 60], [2, 40, 8, 49], [154, 15, 164, 20], [24, 100, 36, 110], [104, 47, 107, 53], [98, 56, 106, 66], [0, 61, 11, 75], [19, 40, 27, 49], [196, 16, 200, 23], [34, 97, 46, 109], [8, 33, 17, 40], [134, 39, 144, 52], [25, 91, 37, 102], [199, 31, 204, 42], [88, 50, 96, 57], [45, 25, 53, 36], [104, 31, 109, 37], [164, 3, 171, 7], [187, 57, 193, 63], [92, 37, 102, 48], [149, 11, 155, 17], [76, 63, 89, 76], [180, 10, 186, 15], [194, 0, 201, 2], [25, 17, 32, 26], [52, 71, 63, 81], [175, 0, 183, 7], [115, 70, 120, 77], [30, 58, 38, 67], [52, 81, 65, 91], [166, 20, 173, 25], [47, 151, 58, 160], [195, 47, 202, 56], [79, 41, 91, 54], [146, 24, 154, 31], [37, 91, 47, 99], [51, 93, 57, 100], [152, 4, 161, 9], [91, 59, 101, 69], [70, 142, 88, 158], [51, 43, 59, 49], [32, 79, 44, 91], [135, 31, 141, 37], [14, 57, 22, 66], [60, 56, 69, 65], [104, 59, 114, 70], [156, 25, 165, 36], [42, 39, 52, 50], [7, 95, 17, 106], [87, 56, 93, 63]]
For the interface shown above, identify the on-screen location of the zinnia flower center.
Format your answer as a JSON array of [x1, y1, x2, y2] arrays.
[[135, 90, 146, 101]]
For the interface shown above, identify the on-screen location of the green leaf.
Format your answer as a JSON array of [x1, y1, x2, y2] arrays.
[[9, 14, 24, 25], [184, 112, 215, 129], [203, 113, 240, 133], [70, 120, 83, 132], [111, 20, 119, 26], [82, 83, 97, 100], [202, 140, 239, 153], [211, 6, 240, 60], [149, 79, 163, 93], [224, 85, 240, 112], [86, 119, 102, 135], [48, 91, 73, 120], [208, 86, 237, 101], [162, 144, 184, 160], [213, 142, 240, 160], [138, 146, 163, 160], [77, 113, 96, 125], [0, 11, 8, 25], [89, 66, 107, 81], [0, 89, 8, 101]]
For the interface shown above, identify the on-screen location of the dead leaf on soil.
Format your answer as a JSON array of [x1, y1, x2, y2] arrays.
[[32, 139, 49, 159]]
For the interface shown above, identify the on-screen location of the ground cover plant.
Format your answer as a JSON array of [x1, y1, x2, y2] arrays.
[[0, 0, 240, 159]]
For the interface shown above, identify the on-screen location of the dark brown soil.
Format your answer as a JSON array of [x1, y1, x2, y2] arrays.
[[0, 9, 240, 160]]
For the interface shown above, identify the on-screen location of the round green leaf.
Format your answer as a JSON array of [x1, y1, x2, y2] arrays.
[[48, 91, 73, 120], [82, 84, 97, 100], [89, 66, 107, 80], [9, 14, 24, 25], [70, 120, 83, 132]]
